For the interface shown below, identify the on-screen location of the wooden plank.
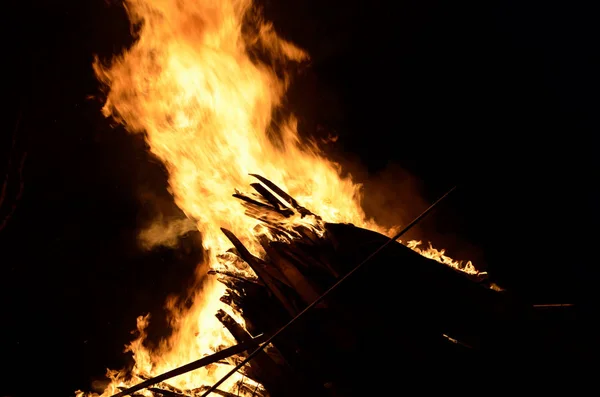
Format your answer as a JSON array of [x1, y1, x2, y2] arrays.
[[234, 191, 292, 220], [108, 335, 270, 397], [208, 269, 264, 286], [220, 291, 244, 310], [148, 388, 189, 397], [250, 183, 294, 217], [192, 386, 250, 397], [220, 228, 297, 316], [249, 174, 318, 219], [215, 310, 288, 393], [233, 191, 273, 210], [258, 235, 324, 306], [271, 241, 340, 279], [293, 225, 322, 246], [218, 230, 293, 289], [216, 309, 252, 343]]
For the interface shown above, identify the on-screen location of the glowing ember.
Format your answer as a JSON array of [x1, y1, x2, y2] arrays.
[[79, 0, 482, 395]]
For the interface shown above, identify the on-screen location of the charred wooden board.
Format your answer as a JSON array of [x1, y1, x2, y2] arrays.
[[323, 222, 531, 348], [210, 175, 541, 395]]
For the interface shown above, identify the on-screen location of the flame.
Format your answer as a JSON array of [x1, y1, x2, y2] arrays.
[[81, 0, 482, 395], [404, 240, 484, 276]]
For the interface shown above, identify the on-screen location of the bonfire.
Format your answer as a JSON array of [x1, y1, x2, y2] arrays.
[[77, 1, 503, 396]]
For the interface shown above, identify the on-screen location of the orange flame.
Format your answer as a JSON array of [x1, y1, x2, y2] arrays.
[[403, 240, 484, 276], [79, 0, 482, 395]]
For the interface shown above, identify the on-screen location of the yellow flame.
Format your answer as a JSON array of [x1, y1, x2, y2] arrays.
[[80, 0, 481, 395], [404, 240, 484, 276]]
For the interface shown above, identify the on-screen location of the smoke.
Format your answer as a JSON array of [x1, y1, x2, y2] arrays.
[[359, 163, 428, 237], [361, 164, 484, 267], [329, 155, 484, 269], [138, 216, 197, 250], [135, 185, 197, 250], [324, 151, 427, 237]]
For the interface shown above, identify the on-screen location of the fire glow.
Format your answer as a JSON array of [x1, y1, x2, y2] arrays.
[[80, 0, 481, 395]]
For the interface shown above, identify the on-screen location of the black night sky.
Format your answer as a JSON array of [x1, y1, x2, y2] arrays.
[[2, 1, 598, 396]]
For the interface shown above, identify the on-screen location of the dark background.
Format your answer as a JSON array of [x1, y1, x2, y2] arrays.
[[2, 1, 598, 396]]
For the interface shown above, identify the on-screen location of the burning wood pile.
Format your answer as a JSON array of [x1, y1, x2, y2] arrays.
[[86, 1, 545, 395], [111, 175, 527, 397]]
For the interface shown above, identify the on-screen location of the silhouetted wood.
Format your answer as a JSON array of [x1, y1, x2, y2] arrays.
[[215, 309, 288, 393], [220, 227, 297, 316], [270, 241, 338, 282], [293, 225, 322, 246], [258, 235, 323, 306], [249, 174, 317, 218], [249, 183, 294, 217], [219, 290, 244, 310], [109, 335, 270, 397], [235, 193, 292, 224], [193, 385, 254, 397], [233, 190, 273, 210], [216, 309, 252, 343], [208, 269, 263, 286], [205, 176, 541, 396], [148, 388, 188, 397]]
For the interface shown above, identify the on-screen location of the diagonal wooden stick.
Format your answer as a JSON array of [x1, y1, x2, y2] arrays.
[[109, 334, 269, 397]]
